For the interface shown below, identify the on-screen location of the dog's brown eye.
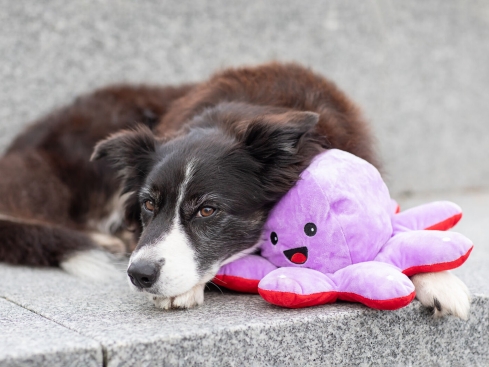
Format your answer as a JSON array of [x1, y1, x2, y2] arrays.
[[198, 207, 215, 218], [144, 200, 155, 212]]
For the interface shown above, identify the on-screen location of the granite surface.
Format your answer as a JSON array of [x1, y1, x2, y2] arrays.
[[1, 265, 487, 367], [0, 298, 101, 367], [0, 190, 488, 366], [1, 0, 488, 195]]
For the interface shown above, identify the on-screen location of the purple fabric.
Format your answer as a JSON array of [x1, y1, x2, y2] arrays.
[[257, 149, 472, 305], [217, 255, 277, 279], [261, 149, 392, 274], [258, 267, 336, 295], [391, 201, 462, 234], [389, 199, 400, 214], [332, 262, 414, 300], [259, 262, 414, 301], [375, 230, 473, 270], [217, 149, 473, 308]]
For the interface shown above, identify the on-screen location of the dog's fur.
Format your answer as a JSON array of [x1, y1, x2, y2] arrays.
[[0, 63, 470, 318]]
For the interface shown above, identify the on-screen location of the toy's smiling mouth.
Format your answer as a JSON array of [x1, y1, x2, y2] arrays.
[[283, 246, 308, 264]]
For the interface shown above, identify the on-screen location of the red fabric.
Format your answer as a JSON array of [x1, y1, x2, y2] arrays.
[[258, 288, 337, 308], [290, 253, 307, 264], [425, 213, 462, 231], [338, 291, 415, 310], [216, 245, 473, 304], [212, 275, 259, 293], [258, 288, 415, 310], [402, 245, 473, 277]]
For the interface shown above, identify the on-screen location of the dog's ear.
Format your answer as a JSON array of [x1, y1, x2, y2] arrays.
[[240, 111, 319, 156], [91, 125, 156, 193], [238, 111, 323, 202]]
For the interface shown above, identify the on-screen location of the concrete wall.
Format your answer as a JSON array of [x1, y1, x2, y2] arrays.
[[1, 0, 488, 195]]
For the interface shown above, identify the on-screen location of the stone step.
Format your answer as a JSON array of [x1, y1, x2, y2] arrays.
[[0, 298, 101, 367], [1, 190, 488, 366]]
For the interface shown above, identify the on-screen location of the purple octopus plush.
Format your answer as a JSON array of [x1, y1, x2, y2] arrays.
[[214, 149, 473, 310]]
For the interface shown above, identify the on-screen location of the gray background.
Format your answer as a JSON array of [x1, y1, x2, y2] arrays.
[[1, 0, 488, 195]]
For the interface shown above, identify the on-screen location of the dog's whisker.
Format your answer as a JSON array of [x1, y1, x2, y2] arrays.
[[213, 277, 227, 285], [209, 281, 224, 295]]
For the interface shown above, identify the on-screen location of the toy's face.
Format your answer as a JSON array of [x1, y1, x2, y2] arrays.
[[260, 149, 393, 274], [261, 169, 352, 274], [275, 222, 316, 264], [269, 223, 316, 265]]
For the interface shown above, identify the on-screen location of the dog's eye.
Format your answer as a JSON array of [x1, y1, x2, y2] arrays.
[[270, 232, 278, 245], [304, 222, 317, 237], [197, 207, 216, 218], [143, 200, 155, 212]]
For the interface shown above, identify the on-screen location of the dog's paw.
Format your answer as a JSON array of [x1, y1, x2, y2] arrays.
[[172, 284, 205, 308], [151, 283, 205, 310], [61, 249, 122, 282], [151, 296, 173, 310], [411, 271, 471, 320]]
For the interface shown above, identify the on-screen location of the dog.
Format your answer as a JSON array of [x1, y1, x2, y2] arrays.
[[0, 62, 470, 318]]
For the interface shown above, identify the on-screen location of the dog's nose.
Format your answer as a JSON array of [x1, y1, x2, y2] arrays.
[[127, 260, 161, 289]]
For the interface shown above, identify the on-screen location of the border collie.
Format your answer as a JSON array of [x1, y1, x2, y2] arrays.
[[0, 63, 470, 318]]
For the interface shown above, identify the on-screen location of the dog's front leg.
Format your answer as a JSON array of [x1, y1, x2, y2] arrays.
[[150, 283, 206, 310], [411, 271, 471, 320]]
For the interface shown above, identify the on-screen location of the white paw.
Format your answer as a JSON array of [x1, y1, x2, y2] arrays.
[[150, 283, 205, 310], [61, 249, 122, 282], [411, 271, 471, 320], [151, 296, 172, 310]]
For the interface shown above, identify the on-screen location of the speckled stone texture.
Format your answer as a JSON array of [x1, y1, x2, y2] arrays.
[[0, 266, 488, 367], [0, 0, 488, 195], [0, 298, 101, 367], [0, 192, 488, 366]]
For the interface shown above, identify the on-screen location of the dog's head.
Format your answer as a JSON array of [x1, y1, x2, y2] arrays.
[[91, 103, 322, 298]]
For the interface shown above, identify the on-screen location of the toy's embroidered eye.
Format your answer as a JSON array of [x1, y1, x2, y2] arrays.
[[270, 232, 278, 245], [304, 222, 317, 237]]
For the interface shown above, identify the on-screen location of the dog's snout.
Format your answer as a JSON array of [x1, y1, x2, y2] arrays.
[[127, 260, 162, 289]]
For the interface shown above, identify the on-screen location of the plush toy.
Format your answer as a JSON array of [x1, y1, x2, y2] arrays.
[[214, 149, 473, 310]]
